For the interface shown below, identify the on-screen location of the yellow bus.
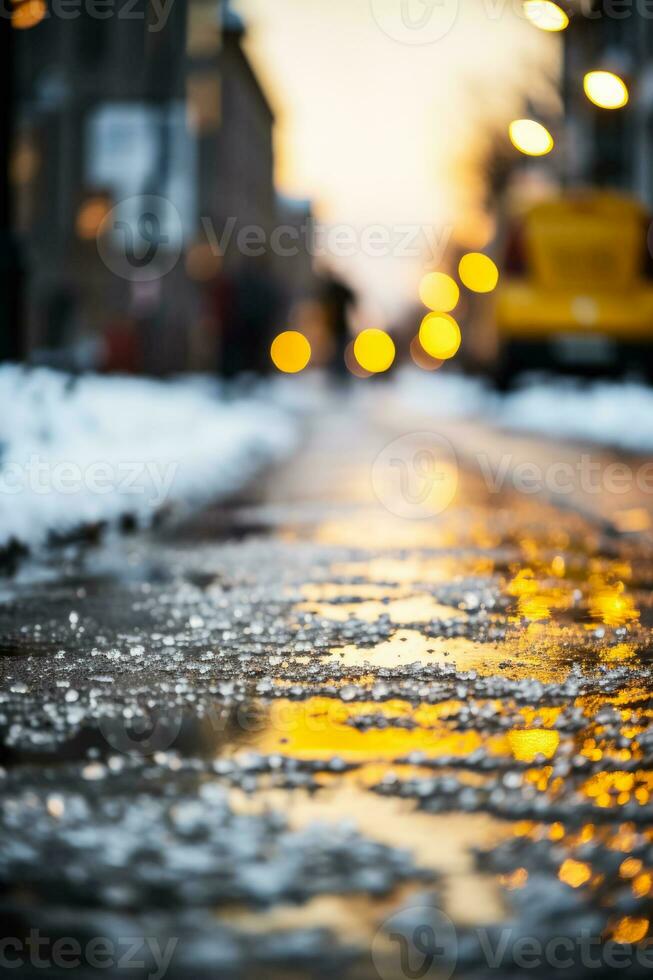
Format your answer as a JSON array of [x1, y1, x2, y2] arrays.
[[495, 192, 653, 387]]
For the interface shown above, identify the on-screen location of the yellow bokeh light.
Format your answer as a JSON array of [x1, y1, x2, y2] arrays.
[[419, 313, 461, 361], [75, 197, 112, 241], [584, 70, 629, 110], [523, 0, 569, 31], [270, 331, 311, 374], [12, 0, 46, 29], [459, 253, 499, 293], [418, 272, 460, 312], [559, 859, 592, 889], [353, 329, 395, 374], [611, 917, 649, 944], [509, 119, 554, 157]]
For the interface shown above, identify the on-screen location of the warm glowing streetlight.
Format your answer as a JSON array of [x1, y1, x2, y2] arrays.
[[419, 313, 461, 361], [459, 253, 499, 293], [523, 0, 569, 31], [353, 329, 395, 374], [418, 272, 459, 313], [270, 331, 312, 373], [583, 70, 629, 109], [509, 119, 554, 157], [12, 0, 46, 28]]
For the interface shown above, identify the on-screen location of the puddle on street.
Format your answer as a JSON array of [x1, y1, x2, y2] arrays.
[[3, 429, 653, 976]]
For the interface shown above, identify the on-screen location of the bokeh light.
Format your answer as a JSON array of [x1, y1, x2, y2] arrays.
[[270, 331, 311, 373], [523, 0, 569, 31], [353, 329, 395, 374], [583, 70, 629, 109], [76, 196, 112, 240], [410, 335, 442, 371], [509, 119, 554, 156], [418, 272, 460, 313], [12, 0, 46, 28], [459, 252, 499, 293], [419, 313, 461, 360]]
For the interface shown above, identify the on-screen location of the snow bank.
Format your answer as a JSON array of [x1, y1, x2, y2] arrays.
[[0, 367, 298, 551], [394, 367, 653, 453], [499, 380, 653, 452]]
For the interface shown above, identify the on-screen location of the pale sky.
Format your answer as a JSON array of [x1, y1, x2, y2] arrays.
[[237, 0, 557, 321]]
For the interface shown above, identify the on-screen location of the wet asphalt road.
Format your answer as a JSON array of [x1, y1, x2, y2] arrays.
[[2, 389, 653, 979]]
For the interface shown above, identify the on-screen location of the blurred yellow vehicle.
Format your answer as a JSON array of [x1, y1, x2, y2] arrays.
[[495, 192, 653, 387]]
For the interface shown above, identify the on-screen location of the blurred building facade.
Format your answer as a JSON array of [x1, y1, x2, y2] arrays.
[[562, 0, 653, 206], [12, 0, 315, 372]]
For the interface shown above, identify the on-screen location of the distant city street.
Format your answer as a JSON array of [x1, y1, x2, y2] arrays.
[[4, 0, 653, 975]]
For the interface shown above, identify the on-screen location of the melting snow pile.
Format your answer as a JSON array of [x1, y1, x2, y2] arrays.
[[395, 367, 653, 453], [0, 367, 298, 551]]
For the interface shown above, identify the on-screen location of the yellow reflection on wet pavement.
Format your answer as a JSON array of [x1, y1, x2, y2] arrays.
[[243, 696, 511, 765], [327, 630, 495, 672], [298, 594, 466, 625], [588, 575, 639, 628], [507, 729, 560, 762]]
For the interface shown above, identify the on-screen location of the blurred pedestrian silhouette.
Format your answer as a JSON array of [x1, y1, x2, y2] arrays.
[[319, 269, 356, 377], [217, 256, 284, 378]]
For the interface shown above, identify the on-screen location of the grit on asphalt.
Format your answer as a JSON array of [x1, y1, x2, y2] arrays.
[[2, 396, 653, 978]]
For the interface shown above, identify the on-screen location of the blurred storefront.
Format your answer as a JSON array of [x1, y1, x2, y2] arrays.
[[11, 0, 315, 373]]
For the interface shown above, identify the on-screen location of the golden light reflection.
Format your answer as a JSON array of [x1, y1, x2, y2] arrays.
[[558, 858, 592, 889], [613, 509, 651, 534], [270, 330, 311, 373], [246, 696, 509, 764], [581, 771, 653, 810], [500, 868, 529, 889], [458, 253, 499, 293], [584, 71, 629, 110], [523, 0, 569, 31], [620, 858, 643, 879], [587, 576, 639, 628], [507, 568, 571, 622], [299, 595, 465, 626], [418, 272, 460, 313], [353, 329, 395, 374], [633, 874, 653, 898], [76, 196, 112, 240], [610, 917, 649, 944], [509, 119, 554, 156], [419, 313, 462, 360], [508, 729, 560, 763], [12, 0, 46, 28]]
